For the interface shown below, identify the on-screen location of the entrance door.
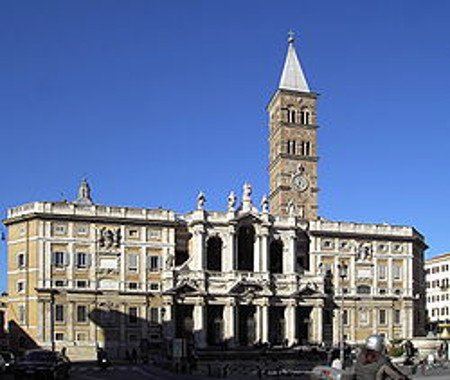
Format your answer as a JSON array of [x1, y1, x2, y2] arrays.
[[237, 305, 256, 346], [296, 306, 312, 345], [175, 304, 194, 340], [206, 305, 224, 346], [268, 306, 285, 345]]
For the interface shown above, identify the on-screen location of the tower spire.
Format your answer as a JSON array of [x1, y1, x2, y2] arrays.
[[279, 32, 310, 92]]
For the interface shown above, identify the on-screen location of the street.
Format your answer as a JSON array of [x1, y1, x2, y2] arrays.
[[2, 361, 450, 380]]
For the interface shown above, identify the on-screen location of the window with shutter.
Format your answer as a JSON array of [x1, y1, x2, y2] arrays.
[[128, 254, 138, 271], [53, 252, 65, 267], [148, 256, 160, 272]]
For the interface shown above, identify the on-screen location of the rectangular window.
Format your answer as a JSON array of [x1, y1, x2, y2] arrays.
[[53, 224, 67, 235], [147, 228, 161, 241], [378, 265, 387, 280], [17, 253, 26, 269], [149, 307, 159, 324], [148, 256, 160, 272], [76, 332, 87, 341], [129, 307, 138, 324], [76, 224, 89, 236], [77, 305, 87, 323], [18, 305, 26, 324], [394, 310, 401, 325], [17, 281, 25, 293], [149, 282, 160, 291], [359, 310, 369, 326], [379, 309, 387, 325], [55, 304, 65, 322], [75, 252, 89, 268], [76, 280, 87, 288], [342, 309, 349, 326], [128, 229, 139, 239], [128, 282, 138, 290], [393, 266, 402, 280], [52, 251, 67, 267], [54, 280, 65, 287], [128, 254, 138, 272], [55, 333, 64, 341]]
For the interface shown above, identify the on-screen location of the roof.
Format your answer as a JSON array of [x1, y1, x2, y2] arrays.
[[425, 252, 450, 264], [279, 35, 310, 93]]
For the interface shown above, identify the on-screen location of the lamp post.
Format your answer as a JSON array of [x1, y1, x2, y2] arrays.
[[338, 263, 348, 368]]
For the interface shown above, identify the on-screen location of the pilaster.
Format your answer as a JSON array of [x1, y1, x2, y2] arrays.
[[223, 300, 236, 347], [193, 302, 206, 348]]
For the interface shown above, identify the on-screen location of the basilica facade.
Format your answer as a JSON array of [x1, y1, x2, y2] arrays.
[[3, 37, 427, 360]]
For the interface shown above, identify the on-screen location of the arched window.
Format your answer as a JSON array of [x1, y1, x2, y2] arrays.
[[269, 239, 283, 274], [237, 225, 255, 271], [206, 236, 222, 271], [287, 108, 296, 123], [296, 232, 310, 271], [175, 227, 191, 267], [286, 140, 296, 155], [300, 108, 311, 125]]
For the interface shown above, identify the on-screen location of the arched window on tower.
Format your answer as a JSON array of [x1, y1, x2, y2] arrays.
[[237, 225, 255, 271], [286, 140, 296, 155], [300, 108, 311, 125], [206, 236, 222, 271], [269, 239, 283, 274], [287, 108, 296, 123]]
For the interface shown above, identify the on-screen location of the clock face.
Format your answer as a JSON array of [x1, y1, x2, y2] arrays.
[[292, 174, 309, 192]]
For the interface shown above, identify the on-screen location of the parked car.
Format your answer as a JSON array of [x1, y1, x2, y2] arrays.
[[14, 349, 71, 379], [0, 350, 16, 372]]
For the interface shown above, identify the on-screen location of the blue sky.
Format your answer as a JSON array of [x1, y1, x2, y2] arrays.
[[1, 1, 450, 292]]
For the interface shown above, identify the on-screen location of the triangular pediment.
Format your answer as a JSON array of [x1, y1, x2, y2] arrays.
[[164, 281, 202, 296], [233, 211, 263, 225], [229, 279, 264, 295]]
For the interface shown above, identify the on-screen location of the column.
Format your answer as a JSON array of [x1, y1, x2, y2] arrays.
[[38, 301, 45, 344], [254, 234, 261, 272], [255, 306, 261, 342], [141, 246, 147, 291], [119, 226, 126, 292], [260, 231, 269, 273], [284, 233, 296, 274], [311, 303, 323, 344], [119, 302, 127, 346], [224, 227, 235, 272], [261, 304, 269, 343], [67, 302, 74, 342], [285, 303, 296, 345], [405, 257, 412, 297], [89, 302, 98, 347], [223, 302, 235, 346], [373, 308, 378, 334], [192, 226, 205, 271], [193, 303, 206, 348], [387, 257, 393, 294], [45, 301, 52, 346]]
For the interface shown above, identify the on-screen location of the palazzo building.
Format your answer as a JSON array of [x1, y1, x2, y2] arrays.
[[3, 36, 427, 360], [425, 253, 450, 334]]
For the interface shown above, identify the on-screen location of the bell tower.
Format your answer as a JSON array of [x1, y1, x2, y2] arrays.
[[268, 34, 319, 219]]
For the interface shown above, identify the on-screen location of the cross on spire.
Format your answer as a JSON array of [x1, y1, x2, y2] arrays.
[[288, 30, 295, 43]]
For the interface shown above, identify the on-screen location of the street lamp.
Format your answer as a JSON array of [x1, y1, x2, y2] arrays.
[[337, 263, 348, 368]]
